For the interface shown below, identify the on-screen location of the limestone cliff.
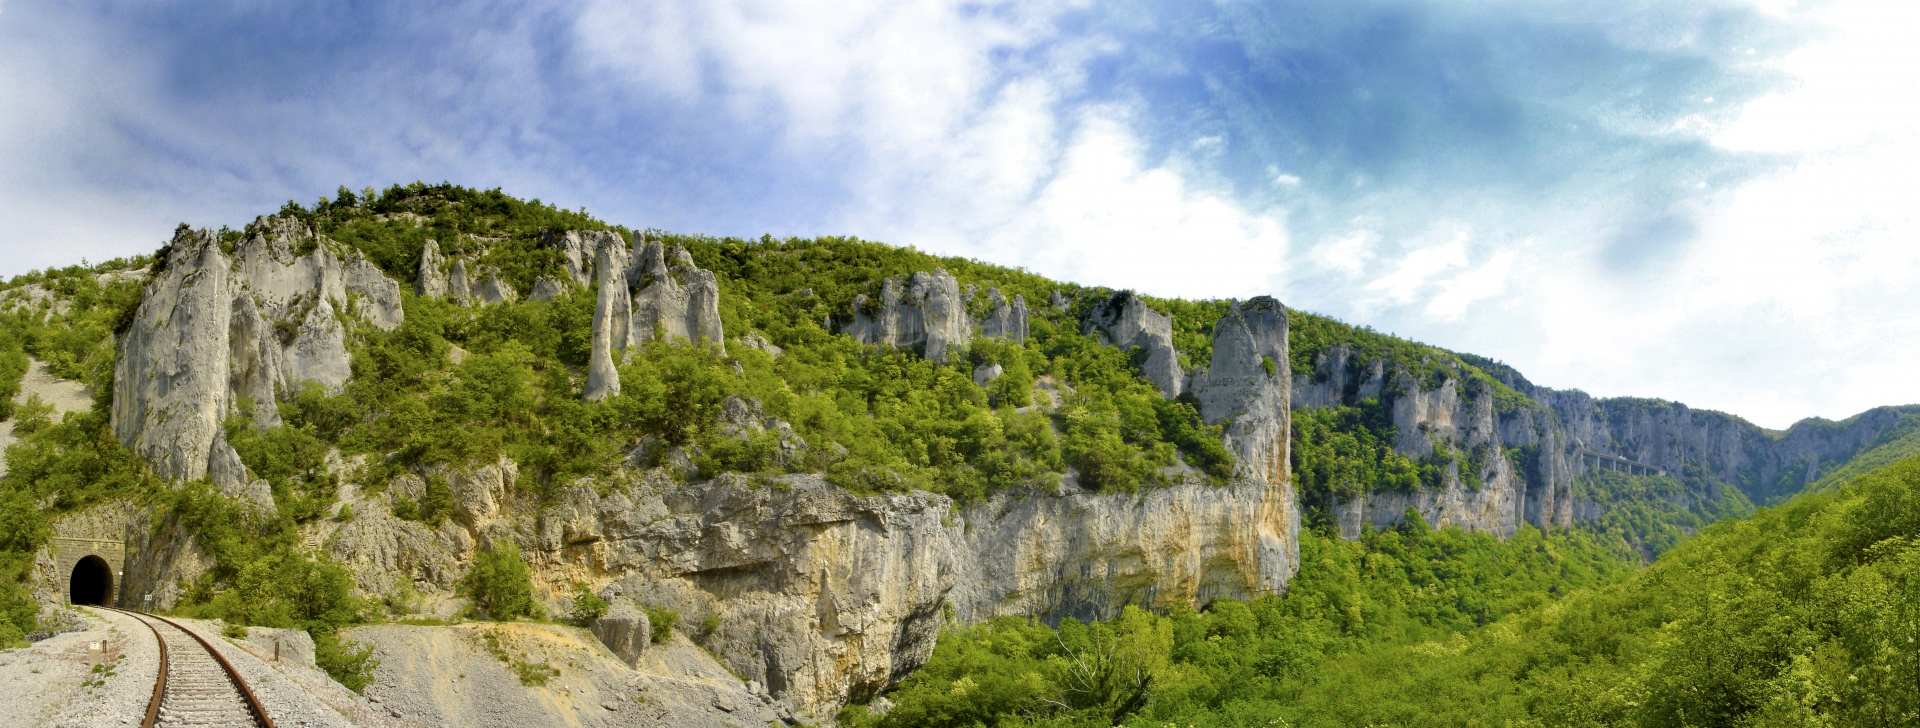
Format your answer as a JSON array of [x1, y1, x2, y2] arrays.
[[1084, 291, 1182, 399], [585, 233, 633, 401], [312, 448, 1298, 719], [418, 240, 517, 307], [95, 212, 1909, 722], [112, 219, 402, 506], [1290, 343, 1913, 540]]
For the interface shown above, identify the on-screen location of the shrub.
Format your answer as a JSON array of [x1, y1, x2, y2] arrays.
[[569, 585, 608, 626], [463, 541, 537, 620], [0, 553, 37, 648], [644, 607, 679, 644], [313, 627, 379, 693]]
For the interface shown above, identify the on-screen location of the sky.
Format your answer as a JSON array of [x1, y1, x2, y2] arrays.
[[1, 0, 1915, 429]]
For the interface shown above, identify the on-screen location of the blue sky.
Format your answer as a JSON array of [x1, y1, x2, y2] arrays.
[[2, 0, 1916, 429]]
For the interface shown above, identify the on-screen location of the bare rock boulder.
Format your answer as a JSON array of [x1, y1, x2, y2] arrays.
[[591, 600, 651, 668]]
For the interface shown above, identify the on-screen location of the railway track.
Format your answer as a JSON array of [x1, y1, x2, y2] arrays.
[[103, 607, 276, 728]]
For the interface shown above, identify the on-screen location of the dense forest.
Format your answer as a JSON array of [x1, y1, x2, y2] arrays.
[[2, 184, 1914, 725]]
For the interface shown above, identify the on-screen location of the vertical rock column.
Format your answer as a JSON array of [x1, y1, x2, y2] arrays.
[[584, 235, 632, 401], [1187, 296, 1298, 590]]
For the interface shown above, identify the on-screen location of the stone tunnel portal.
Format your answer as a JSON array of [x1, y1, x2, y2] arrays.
[[69, 554, 114, 606]]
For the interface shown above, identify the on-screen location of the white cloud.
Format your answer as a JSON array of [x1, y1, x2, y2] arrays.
[[1424, 250, 1515, 321], [971, 113, 1289, 299], [1365, 235, 1467, 305], [1314, 230, 1376, 275], [573, 0, 1064, 150]]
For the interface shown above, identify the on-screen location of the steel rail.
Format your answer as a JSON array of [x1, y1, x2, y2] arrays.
[[98, 606, 276, 728]]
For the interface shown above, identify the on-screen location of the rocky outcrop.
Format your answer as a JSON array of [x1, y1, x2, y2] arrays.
[[417, 240, 447, 298], [738, 331, 783, 358], [591, 600, 651, 668], [419, 239, 517, 307], [972, 363, 1002, 387], [1191, 297, 1291, 485], [1539, 393, 1919, 502], [448, 258, 474, 305], [1287, 336, 1916, 540], [843, 270, 970, 362], [568, 232, 728, 401], [1084, 292, 1182, 399], [113, 219, 406, 503], [319, 431, 1300, 719], [529, 277, 567, 302], [113, 228, 241, 488], [473, 268, 517, 305], [952, 479, 1296, 626], [630, 239, 726, 348], [585, 234, 633, 401], [542, 229, 599, 286], [979, 288, 1028, 343], [1290, 344, 1567, 538]]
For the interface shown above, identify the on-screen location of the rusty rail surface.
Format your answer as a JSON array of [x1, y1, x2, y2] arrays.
[[99, 607, 276, 728]]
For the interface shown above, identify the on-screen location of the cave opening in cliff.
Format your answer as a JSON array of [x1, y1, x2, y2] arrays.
[[69, 555, 112, 606]]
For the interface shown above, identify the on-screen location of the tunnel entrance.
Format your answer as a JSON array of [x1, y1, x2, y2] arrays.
[[69, 555, 112, 606]]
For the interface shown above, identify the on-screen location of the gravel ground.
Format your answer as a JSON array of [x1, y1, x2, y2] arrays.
[[0, 607, 157, 728], [347, 622, 790, 728], [167, 617, 415, 728], [208, 623, 421, 728]]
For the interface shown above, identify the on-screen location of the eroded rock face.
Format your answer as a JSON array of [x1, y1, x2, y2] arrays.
[[1291, 345, 1562, 538], [529, 277, 567, 302], [952, 479, 1297, 625], [1191, 297, 1291, 485], [843, 270, 970, 362], [474, 269, 517, 305], [420, 239, 517, 307], [417, 239, 447, 299], [321, 449, 1302, 718], [1084, 291, 1182, 398], [979, 288, 1028, 343], [113, 219, 407, 505], [1540, 392, 1918, 503], [543, 229, 598, 286], [631, 239, 726, 348], [1299, 344, 1920, 540], [113, 229, 238, 487]]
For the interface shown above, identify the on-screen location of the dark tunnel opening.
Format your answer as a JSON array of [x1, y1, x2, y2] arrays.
[[69, 555, 112, 606]]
